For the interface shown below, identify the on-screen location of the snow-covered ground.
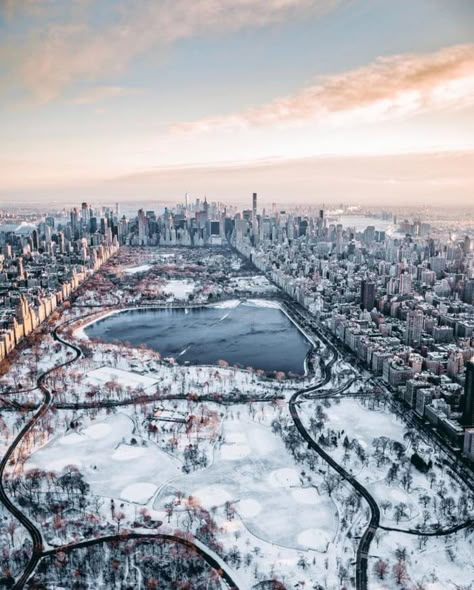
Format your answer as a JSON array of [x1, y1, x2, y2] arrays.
[[210, 300, 241, 309], [85, 366, 158, 391], [228, 275, 277, 293], [369, 527, 474, 590], [26, 412, 182, 502], [300, 396, 473, 529], [24, 397, 360, 587], [162, 279, 195, 300], [245, 299, 281, 309], [155, 414, 337, 551], [124, 264, 152, 274]]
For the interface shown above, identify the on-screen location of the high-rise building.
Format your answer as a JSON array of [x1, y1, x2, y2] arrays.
[[137, 208, 148, 246], [81, 202, 90, 227], [399, 272, 412, 294], [31, 229, 39, 251], [462, 359, 474, 427], [252, 193, 257, 219], [70, 208, 79, 237], [364, 225, 375, 243], [360, 280, 375, 311], [464, 428, 474, 461], [464, 235, 471, 254], [405, 309, 424, 347], [462, 279, 474, 305]]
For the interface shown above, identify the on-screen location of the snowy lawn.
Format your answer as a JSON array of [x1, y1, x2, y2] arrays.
[[124, 264, 152, 274], [85, 366, 158, 391], [300, 396, 473, 529], [369, 527, 474, 590], [163, 279, 195, 300], [155, 416, 337, 552], [25, 412, 182, 503]]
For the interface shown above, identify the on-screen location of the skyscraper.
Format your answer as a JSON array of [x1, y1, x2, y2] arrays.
[[252, 193, 257, 219], [137, 208, 148, 246], [360, 280, 375, 311], [399, 272, 412, 294], [464, 235, 471, 254], [462, 279, 474, 305], [81, 202, 89, 227], [405, 309, 424, 347], [462, 359, 474, 427], [70, 208, 79, 237]]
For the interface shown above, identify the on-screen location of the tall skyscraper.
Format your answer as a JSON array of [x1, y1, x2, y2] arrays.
[[81, 202, 89, 227], [360, 280, 375, 311], [462, 359, 474, 427], [70, 208, 79, 237], [464, 235, 471, 254], [137, 208, 148, 246], [405, 309, 424, 347], [252, 193, 257, 219], [400, 272, 412, 294]]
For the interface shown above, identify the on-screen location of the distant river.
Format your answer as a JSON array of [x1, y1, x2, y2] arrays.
[[336, 215, 395, 233], [85, 302, 311, 374]]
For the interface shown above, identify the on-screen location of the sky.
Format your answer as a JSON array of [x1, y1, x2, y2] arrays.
[[0, 0, 473, 206]]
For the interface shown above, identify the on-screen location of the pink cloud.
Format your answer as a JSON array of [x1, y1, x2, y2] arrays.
[[1, 0, 338, 102], [172, 44, 474, 133]]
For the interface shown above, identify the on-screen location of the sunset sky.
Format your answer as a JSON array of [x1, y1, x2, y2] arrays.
[[0, 0, 473, 205]]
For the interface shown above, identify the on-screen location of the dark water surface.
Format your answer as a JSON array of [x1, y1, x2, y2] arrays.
[[85, 302, 311, 374]]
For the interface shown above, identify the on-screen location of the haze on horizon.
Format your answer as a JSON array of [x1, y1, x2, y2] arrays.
[[0, 0, 473, 206]]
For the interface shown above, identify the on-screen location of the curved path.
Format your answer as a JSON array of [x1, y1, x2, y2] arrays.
[[285, 302, 380, 590], [380, 519, 473, 536], [40, 532, 241, 589], [0, 392, 284, 412], [0, 323, 82, 589]]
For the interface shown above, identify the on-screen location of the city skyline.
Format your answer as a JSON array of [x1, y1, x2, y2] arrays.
[[1, 0, 474, 204]]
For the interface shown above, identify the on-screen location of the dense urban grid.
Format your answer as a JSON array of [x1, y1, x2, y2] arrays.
[[0, 196, 472, 590]]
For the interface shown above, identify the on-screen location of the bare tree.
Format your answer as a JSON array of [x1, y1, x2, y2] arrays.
[[374, 559, 388, 580]]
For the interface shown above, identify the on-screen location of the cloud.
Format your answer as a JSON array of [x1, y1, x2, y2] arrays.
[[0, 0, 339, 102], [171, 44, 474, 133], [68, 85, 142, 105], [1, 0, 49, 18]]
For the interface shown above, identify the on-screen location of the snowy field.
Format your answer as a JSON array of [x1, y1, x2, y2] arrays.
[[162, 279, 195, 300], [85, 366, 158, 392], [24, 400, 356, 587], [124, 264, 152, 274], [300, 396, 473, 529], [9, 287, 472, 588], [210, 298, 281, 310], [155, 415, 337, 552], [26, 412, 182, 503], [369, 527, 474, 590]]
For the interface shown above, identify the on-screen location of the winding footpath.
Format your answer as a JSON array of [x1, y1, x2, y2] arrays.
[[41, 533, 241, 589], [284, 302, 380, 590], [0, 324, 82, 589]]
